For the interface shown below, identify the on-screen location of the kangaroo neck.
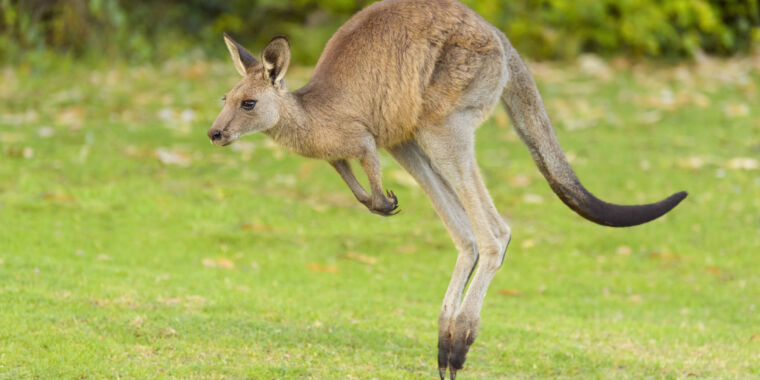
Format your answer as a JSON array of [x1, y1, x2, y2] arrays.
[[263, 91, 319, 156]]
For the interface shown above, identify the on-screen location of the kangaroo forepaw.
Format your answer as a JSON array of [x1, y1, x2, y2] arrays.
[[369, 190, 400, 216]]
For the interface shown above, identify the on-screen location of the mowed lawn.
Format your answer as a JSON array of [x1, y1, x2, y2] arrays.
[[1, 55, 759, 379]]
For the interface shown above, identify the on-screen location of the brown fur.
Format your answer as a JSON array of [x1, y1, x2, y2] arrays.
[[208, 0, 686, 377]]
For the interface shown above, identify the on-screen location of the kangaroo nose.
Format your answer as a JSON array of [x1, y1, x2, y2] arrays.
[[209, 129, 222, 142]]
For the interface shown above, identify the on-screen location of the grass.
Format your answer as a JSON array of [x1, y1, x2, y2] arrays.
[[1, 55, 759, 379]]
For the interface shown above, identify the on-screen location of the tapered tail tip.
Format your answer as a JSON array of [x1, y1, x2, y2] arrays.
[[669, 191, 688, 208]]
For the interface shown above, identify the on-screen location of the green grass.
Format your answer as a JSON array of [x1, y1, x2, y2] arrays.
[[1, 56, 759, 379]]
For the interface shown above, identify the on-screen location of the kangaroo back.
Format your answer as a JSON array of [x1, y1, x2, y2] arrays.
[[501, 46, 687, 227]]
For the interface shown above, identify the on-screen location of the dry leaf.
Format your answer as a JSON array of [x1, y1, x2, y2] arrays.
[[344, 251, 377, 265], [521, 239, 535, 249], [57, 107, 85, 130], [726, 157, 759, 170], [523, 194, 543, 204], [499, 289, 522, 296], [240, 222, 272, 232], [723, 102, 749, 118], [201, 258, 216, 268], [396, 244, 417, 254], [629, 294, 643, 304], [0, 132, 23, 143], [508, 174, 532, 187], [43, 192, 75, 202], [156, 148, 192, 167], [308, 263, 339, 274], [677, 156, 705, 170], [37, 126, 55, 138], [648, 251, 681, 262], [160, 327, 178, 337], [750, 334, 760, 342], [216, 258, 235, 269], [130, 316, 144, 328], [616, 245, 632, 255]]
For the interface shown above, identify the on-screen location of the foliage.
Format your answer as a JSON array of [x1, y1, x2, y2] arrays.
[[1, 0, 759, 63], [1, 56, 759, 378], [465, 0, 760, 59]]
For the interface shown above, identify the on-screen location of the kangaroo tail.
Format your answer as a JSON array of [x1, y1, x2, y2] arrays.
[[500, 48, 686, 227]]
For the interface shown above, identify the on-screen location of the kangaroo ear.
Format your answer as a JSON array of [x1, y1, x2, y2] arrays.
[[223, 33, 258, 76], [261, 36, 290, 87]]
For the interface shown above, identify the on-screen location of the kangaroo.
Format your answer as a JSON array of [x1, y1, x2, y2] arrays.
[[208, 0, 687, 377]]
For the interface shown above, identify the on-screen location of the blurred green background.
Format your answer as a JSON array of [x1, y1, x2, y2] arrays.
[[2, 0, 760, 64]]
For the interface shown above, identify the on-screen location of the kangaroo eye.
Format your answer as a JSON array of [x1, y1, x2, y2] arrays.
[[221, 95, 226, 101], [241, 99, 257, 111]]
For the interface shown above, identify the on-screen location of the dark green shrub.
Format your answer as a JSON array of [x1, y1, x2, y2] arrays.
[[1, 0, 758, 63]]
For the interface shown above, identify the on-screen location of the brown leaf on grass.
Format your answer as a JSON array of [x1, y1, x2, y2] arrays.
[[750, 334, 760, 342], [396, 244, 417, 254], [648, 251, 681, 262], [201, 258, 235, 269], [629, 294, 643, 304], [57, 107, 85, 131], [677, 156, 706, 170], [216, 258, 235, 269], [240, 222, 272, 232], [707, 266, 722, 276], [155, 147, 192, 167], [130, 316, 144, 329], [0, 133, 23, 143], [508, 174, 532, 187], [124, 145, 154, 159], [637, 110, 663, 125], [37, 126, 55, 138], [344, 251, 377, 265], [723, 102, 750, 118], [499, 289, 522, 297], [160, 326, 178, 337], [201, 258, 216, 268], [616, 245, 632, 256], [726, 157, 759, 170], [307, 263, 339, 274], [522, 194, 543, 204], [43, 191, 76, 203], [521, 239, 535, 249]]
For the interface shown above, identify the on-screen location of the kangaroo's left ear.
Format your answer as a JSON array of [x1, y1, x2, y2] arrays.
[[261, 36, 290, 87], [223, 32, 258, 76]]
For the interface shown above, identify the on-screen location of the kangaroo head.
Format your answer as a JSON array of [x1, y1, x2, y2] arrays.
[[208, 34, 291, 146]]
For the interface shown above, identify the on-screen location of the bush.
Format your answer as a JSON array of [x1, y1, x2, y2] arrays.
[[1, 0, 758, 63]]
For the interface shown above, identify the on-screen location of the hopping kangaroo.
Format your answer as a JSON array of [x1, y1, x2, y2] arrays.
[[208, 0, 687, 377]]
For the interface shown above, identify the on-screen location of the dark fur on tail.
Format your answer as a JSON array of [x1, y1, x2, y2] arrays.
[[501, 44, 687, 227]]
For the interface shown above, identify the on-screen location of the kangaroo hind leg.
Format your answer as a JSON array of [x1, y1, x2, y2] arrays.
[[416, 111, 511, 378], [388, 140, 479, 379]]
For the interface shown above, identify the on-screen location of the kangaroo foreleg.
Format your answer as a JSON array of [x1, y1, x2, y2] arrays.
[[331, 159, 372, 207], [358, 145, 399, 216]]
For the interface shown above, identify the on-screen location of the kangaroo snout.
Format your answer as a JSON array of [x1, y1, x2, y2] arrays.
[[208, 128, 233, 146], [208, 129, 223, 142]]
